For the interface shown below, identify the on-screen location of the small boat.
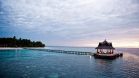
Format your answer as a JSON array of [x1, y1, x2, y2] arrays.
[[93, 40, 123, 59]]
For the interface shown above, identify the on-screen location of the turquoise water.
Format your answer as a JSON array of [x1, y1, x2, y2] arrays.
[[0, 47, 139, 78]]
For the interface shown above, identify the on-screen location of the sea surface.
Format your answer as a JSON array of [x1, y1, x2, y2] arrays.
[[0, 46, 139, 78]]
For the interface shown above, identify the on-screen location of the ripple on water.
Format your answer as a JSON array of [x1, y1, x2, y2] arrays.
[[47, 73, 59, 78]]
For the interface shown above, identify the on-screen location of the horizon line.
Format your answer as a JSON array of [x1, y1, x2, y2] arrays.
[[47, 45, 139, 48]]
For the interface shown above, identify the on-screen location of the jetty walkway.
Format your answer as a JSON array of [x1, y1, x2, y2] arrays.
[[25, 48, 93, 55]]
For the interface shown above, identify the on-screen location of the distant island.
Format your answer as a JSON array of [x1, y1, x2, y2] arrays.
[[0, 36, 45, 47]]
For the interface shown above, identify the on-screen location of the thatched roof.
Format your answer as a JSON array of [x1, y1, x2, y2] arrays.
[[95, 40, 115, 49]]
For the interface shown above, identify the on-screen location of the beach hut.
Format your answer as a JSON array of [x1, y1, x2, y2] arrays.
[[94, 40, 123, 59]]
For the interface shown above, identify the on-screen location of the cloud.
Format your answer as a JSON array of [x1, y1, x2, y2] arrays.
[[0, 0, 139, 47]]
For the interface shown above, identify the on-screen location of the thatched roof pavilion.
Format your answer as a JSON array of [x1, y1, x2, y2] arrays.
[[95, 40, 115, 54]]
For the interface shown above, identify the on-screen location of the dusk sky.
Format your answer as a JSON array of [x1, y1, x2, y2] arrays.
[[0, 0, 139, 48]]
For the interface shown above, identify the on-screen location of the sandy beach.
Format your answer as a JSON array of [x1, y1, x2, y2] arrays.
[[0, 47, 45, 50], [0, 47, 23, 50]]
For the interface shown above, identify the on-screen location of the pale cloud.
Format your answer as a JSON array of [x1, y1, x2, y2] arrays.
[[0, 0, 139, 47]]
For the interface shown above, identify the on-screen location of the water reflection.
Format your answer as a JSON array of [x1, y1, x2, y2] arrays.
[[123, 52, 139, 63], [92, 58, 117, 78], [91, 52, 139, 78]]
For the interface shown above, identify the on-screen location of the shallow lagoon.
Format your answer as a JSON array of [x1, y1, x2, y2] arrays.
[[0, 47, 139, 78]]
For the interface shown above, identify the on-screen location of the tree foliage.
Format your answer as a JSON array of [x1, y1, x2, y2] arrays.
[[0, 36, 45, 47]]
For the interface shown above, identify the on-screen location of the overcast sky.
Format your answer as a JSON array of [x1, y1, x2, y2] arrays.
[[0, 0, 139, 47]]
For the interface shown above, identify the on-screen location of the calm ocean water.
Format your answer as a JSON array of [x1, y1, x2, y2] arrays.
[[0, 46, 139, 78]]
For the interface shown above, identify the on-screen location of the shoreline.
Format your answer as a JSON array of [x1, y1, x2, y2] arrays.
[[0, 47, 23, 50], [0, 47, 45, 50]]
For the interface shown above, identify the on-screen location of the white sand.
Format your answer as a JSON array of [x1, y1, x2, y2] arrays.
[[0, 47, 45, 50], [0, 47, 23, 50]]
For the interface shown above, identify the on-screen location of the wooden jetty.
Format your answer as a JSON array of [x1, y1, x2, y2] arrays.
[[93, 53, 123, 59], [24, 40, 123, 60], [26, 48, 92, 55]]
